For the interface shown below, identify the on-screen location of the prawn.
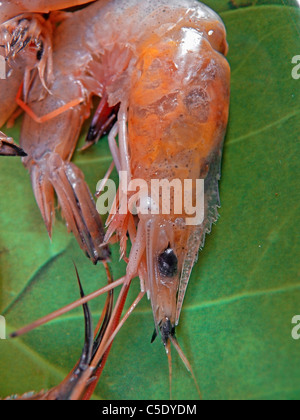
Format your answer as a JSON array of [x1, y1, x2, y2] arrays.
[[0, 0, 110, 263], [67, 0, 230, 345], [23, 0, 229, 330], [7, 0, 230, 399], [0, 13, 53, 133]]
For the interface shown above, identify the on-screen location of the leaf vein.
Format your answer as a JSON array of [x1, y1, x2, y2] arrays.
[[226, 108, 300, 147]]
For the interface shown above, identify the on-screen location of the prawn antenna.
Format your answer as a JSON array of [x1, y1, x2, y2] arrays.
[[10, 273, 126, 338], [73, 262, 94, 370], [169, 335, 202, 400], [166, 340, 173, 400]]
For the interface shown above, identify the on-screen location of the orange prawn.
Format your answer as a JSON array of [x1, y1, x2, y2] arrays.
[[79, 0, 230, 347], [4, 0, 230, 400]]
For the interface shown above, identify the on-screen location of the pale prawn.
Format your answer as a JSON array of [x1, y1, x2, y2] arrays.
[[22, 0, 229, 329], [0, 0, 110, 262], [4, 0, 230, 400]]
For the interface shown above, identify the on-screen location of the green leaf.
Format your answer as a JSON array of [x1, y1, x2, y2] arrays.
[[0, 2, 299, 400]]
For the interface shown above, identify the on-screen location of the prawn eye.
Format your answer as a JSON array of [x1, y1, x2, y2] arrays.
[[158, 247, 178, 278]]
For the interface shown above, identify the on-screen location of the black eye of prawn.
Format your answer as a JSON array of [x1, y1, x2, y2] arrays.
[[158, 247, 178, 278]]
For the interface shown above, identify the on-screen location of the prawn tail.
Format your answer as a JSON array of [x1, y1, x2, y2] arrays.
[[0, 134, 27, 157], [28, 153, 110, 263]]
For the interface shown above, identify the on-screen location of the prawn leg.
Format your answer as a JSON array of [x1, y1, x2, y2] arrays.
[[16, 83, 84, 123], [0, 132, 26, 156]]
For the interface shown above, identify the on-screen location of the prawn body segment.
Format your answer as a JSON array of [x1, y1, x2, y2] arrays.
[[20, 72, 109, 263]]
